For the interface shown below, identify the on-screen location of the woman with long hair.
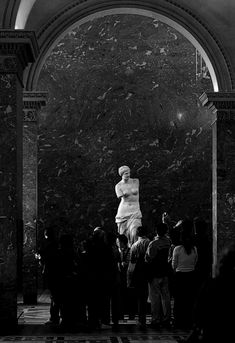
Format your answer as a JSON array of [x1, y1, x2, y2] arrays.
[[171, 220, 198, 329]]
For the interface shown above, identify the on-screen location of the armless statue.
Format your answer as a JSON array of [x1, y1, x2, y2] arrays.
[[115, 165, 142, 246]]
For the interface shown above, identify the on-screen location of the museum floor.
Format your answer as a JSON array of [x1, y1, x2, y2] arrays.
[[0, 292, 189, 343]]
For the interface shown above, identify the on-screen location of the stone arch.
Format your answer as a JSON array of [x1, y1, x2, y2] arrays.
[[22, 0, 233, 91]]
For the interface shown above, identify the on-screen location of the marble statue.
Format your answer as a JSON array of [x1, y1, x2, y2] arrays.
[[115, 165, 142, 246]]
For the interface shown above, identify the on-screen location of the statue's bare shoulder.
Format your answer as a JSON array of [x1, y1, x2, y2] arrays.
[[116, 178, 139, 187], [115, 181, 124, 198], [115, 180, 123, 189]]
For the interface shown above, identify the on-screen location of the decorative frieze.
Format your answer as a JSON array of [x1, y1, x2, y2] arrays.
[[23, 91, 47, 122], [23, 91, 47, 109], [23, 109, 37, 122]]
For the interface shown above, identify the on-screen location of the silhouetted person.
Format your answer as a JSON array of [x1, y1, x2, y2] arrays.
[[145, 222, 172, 328], [168, 224, 181, 299], [117, 234, 136, 319], [57, 233, 83, 331], [86, 227, 113, 329], [193, 217, 212, 290], [106, 231, 122, 330], [78, 237, 92, 326], [38, 226, 60, 325], [127, 226, 150, 329], [172, 226, 198, 329], [179, 241, 235, 343]]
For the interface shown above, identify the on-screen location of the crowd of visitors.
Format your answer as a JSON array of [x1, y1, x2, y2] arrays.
[[37, 213, 215, 334]]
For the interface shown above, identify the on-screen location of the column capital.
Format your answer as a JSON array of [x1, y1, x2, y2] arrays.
[[0, 30, 39, 77], [23, 91, 48, 122], [200, 92, 235, 121], [23, 91, 48, 109]]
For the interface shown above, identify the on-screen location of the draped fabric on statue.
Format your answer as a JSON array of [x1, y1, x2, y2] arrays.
[[117, 212, 142, 246]]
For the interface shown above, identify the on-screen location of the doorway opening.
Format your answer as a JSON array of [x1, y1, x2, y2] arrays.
[[18, 7, 218, 330]]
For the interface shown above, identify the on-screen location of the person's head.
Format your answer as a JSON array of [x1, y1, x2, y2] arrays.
[[174, 218, 194, 236], [169, 228, 181, 246], [156, 222, 168, 237], [118, 165, 130, 181], [117, 234, 128, 249], [180, 229, 194, 255], [136, 226, 147, 238], [93, 227, 106, 243]]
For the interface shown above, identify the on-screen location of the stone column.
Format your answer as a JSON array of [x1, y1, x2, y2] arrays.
[[22, 91, 47, 304], [0, 30, 39, 331], [200, 92, 235, 276]]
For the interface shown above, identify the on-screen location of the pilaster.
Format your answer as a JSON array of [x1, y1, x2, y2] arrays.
[[22, 91, 47, 304], [200, 92, 235, 276], [0, 30, 39, 332]]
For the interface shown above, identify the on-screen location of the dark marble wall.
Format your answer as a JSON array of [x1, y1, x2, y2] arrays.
[[217, 118, 235, 256], [37, 15, 214, 245], [0, 72, 19, 328]]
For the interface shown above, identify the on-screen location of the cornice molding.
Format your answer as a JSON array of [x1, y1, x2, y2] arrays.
[[0, 30, 39, 80], [200, 91, 235, 121], [0, 30, 39, 60], [200, 92, 235, 106], [23, 91, 48, 109]]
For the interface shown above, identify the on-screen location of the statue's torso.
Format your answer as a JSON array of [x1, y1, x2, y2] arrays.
[[115, 178, 141, 222]]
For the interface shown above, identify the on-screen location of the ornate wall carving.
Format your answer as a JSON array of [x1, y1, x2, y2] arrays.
[[23, 109, 37, 122]]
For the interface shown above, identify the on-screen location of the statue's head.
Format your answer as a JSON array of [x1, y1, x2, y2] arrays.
[[118, 165, 130, 177]]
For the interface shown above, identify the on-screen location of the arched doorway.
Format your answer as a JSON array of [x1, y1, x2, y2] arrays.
[[14, 0, 234, 325], [23, 8, 217, 324]]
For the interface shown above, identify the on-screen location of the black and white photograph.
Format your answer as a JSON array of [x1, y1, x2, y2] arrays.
[[0, 1, 235, 342]]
